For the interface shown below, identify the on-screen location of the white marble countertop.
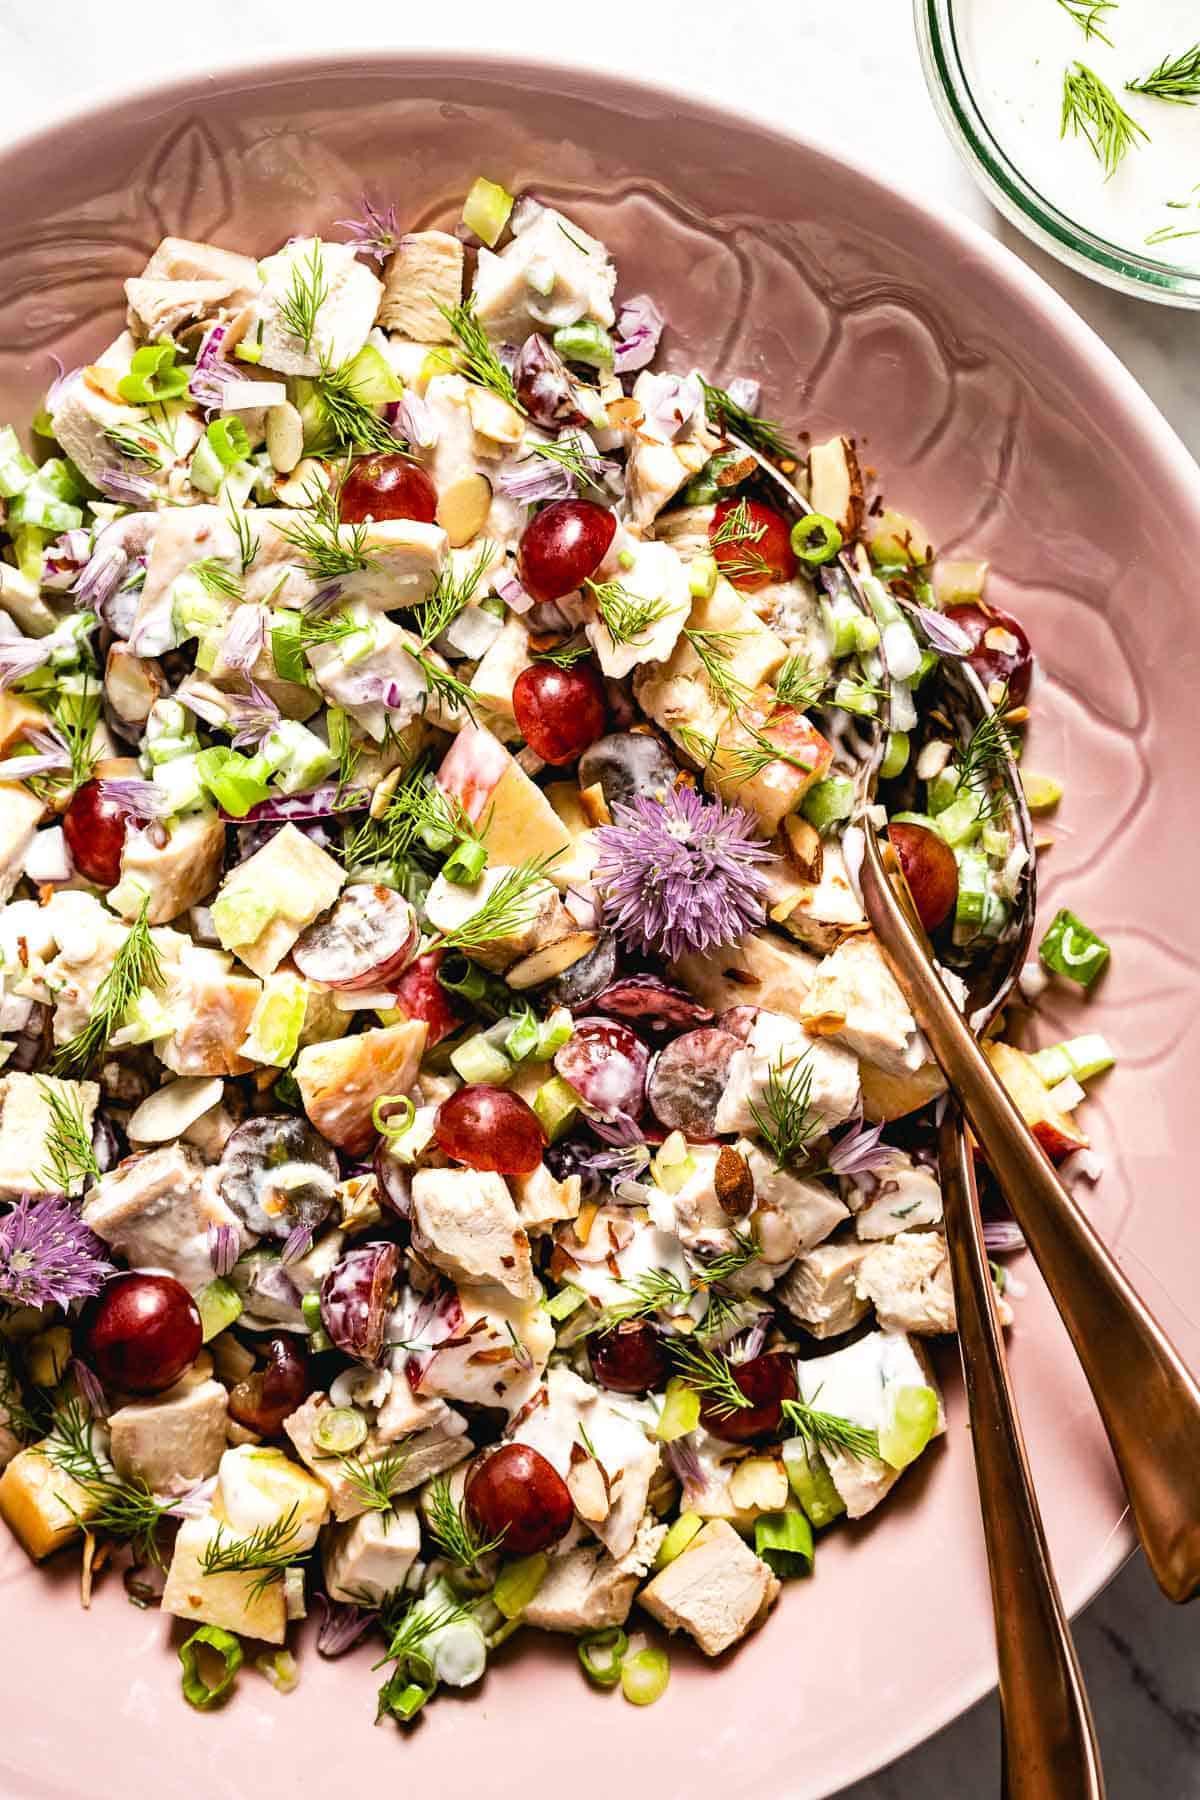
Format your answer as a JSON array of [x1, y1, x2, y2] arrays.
[[1, 2, 1197, 1793]]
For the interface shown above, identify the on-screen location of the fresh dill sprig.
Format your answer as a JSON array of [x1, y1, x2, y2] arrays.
[[1061, 62, 1150, 179], [408, 540, 495, 648], [685, 628, 753, 713], [694, 1228, 760, 1284], [436, 852, 562, 954], [406, 649, 480, 720], [557, 220, 593, 256], [278, 240, 330, 354], [279, 482, 373, 583], [1146, 221, 1200, 245], [436, 298, 523, 410], [585, 577, 670, 647], [341, 759, 482, 874], [1127, 43, 1200, 104], [50, 898, 164, 1077], [199, 1501, 304, 1600], [1055, 0, 1117, 47], [587, 1266, 694, 1334], [46, 1398, 172, 1566], [707, 498, 771, 582], [696, 1288, 746, 1341], [191, 558, 242, 602], [956, 687, 1016, 821], [29, 678, 101, 804], [700, 378, 795, 462], [323, 1446, 411, 1523], [425, 1475, 506, 1571], [531, 635, 594, 669], [296, 609, 364, 648], [781, 1397, 881, 1462], [748, 1054, 821, 1170], [526, 437, 608, 494], [226, 502, 261, 574], [716, 719, 817, 784], [104, 427, 163, 470], [668, 1340, 753, 1420], [36, 1080, 101, 1194], [374, 1593, 475, 1717], [774, 653, 828, 712], [314, 362, 402, 454]]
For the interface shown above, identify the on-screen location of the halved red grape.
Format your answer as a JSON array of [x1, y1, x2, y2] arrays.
[[699, 1352, 798, 1443], [513, 335, 588, 429], [512, 660, 607, 766], [578, 732, 676, 811], [292, 884, 418, 991], [465, 1442, 574, 1554], [717, 1005, 761, 1043], [63, 779, 136, 888], [593, 974, 714, 1033], [338, 453, 438, 525], [227, 1335, 310, 1436], [79, 1272, 201, 1396], [946, 601, 1034, 706], [320, 1241, 398, 1364], [710, 497, 796, 592], [217, 1115, 340, 1242], [889, 821, 959, 933], [589, 1321, 669, 1394], [387, 947, 462, 1048], [647, 1028, 741, 1140], [435, 1084, 546, 1176], [516, 499, 616, 604], [554, 1018, 649, 1127]]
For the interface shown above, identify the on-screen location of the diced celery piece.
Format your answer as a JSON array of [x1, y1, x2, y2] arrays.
[[545, 1285, 585, 1323], [651, 1132, 695, 1195], [112, 987, 175, 1046], [935, 791, 984, 848], [0, 426, 37, 499], [270, 610, 309, 685], [196, 1277, 243, 1342], [688, 554, 719, 600], [260, 719, 337, 795], [503, 1008, 540, 1064], [553, 322, 614, 369], [340, 343, 403, 408], [878, 1384, 939, 1471], [535, 1007, 573, 1060], [801, 776, 854, 834], [13, 526, 47, 585], [243, 972, 308, 1067], [655, 1377, 700, 1444], [755, 1508, 814, 1578], [212, 884, 275, 950], [172, 576, 228, 645], [493, 1552, 548, 1621], [880, 731, 909, 780], [151, 755, 206, 817], [981, 824, 1010, 860], [782, 1439, 845, 1528], [1021, 771, 1063, 814], [533, 1075, 580, 1142], [1038, 908, 1110, 990], [927, 766, 959, 816], [195, 746, 271, 818], [1030, 1034, 1116, 1086], [654, 1512, 704, 1570], [954, 850, 989, 931], [449, 1034, 513, 1086], [188, 435, 226, 496], [462, 176, 515, 248]]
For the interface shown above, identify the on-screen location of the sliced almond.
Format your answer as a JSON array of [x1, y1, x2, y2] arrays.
[[105, 643, 164, 725], [782, 814, 823, 884], [266, 402, 305, 475], [467, 387, 524, 448], [579, 781, 612, 828], [803, 1010, 847, 1037], [82, 364, 129, 405], [567, 1444, 612, 1522], [714, 1145, 755, 1217], [436, 473, 493, 547], [728, 1455, 789, 1513], [369, 765, 402, 820], [605, 396, 643, 428], [274, 456, 331, 509], [807, 435, 864, 540], [127, 1077, 226, 1144], [506, 930, 599, 991]]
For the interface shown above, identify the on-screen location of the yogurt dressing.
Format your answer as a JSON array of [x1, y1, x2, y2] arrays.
[[958, 0, 1200, 266]]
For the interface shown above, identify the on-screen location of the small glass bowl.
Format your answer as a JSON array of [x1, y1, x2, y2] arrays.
[[914, 0, 1200, 309]]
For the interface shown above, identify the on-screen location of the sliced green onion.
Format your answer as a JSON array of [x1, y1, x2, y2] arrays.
[[535, 1006, 573, 1059], [179, 1625, 243, 1710], [196, 1277, 242, 1343], [621, 1647, 670, 1707], [533, 1075, 580, 1142], [493, 1552, 548, 1621], [195, 746, 271, 818], [313, 1407, 369, 1454], [655, 1377, 700, 1444], [372, 1093, 416, 1139], [503, 1007, 541, 1063], [954, 850, 989, 932], [1021, 771, 1062, 813], [578, 1626, 628, 1688], [462, 176, 515, 247], [449, 1032, 513, 1086], [935, 791, 984, 849], [853, 615, 881, 654], [654, 1511, 704, 1569], [781, 1440, 846, 1528], [206, 416, 251, 469], [1029, 1034, 1115, 1086], [552, 321, 614, 369], [790, 512, 842, 566], [755, 1508, 814, 1578], [981, 824, 1010, 860], [436, 953, 514, 1021], [300, 1291, 332, 1352], [878, 1384, 939, 1471], [1038, 909, 1110, 990], [681, 450, 741, 506], [442, 838, 488, 886], [118, 343, 190, 405], [880, 732, 909, 780], [255, 1648, 299, 1693], [546, 1284, 585, 1322], [800, 775, 855, 835], [688, 554, 719, 600], [819, 599, 858, 659], [379, 1673, 435, 1721]]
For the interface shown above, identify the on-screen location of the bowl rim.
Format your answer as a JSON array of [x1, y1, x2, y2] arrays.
[[913, 0, 1200, 308], [1, 42, 1197, 1791]]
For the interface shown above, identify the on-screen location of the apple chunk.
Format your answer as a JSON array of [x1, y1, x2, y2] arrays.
[[436, 722, 571, 873], [985, 1040, 1089, 1164], [708, 693, 833, 835]]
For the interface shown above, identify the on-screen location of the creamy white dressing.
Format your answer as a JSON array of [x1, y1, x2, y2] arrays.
[[959, 0, 1200, 264]]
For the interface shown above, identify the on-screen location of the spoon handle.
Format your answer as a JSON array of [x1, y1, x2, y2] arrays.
[[938, 1106, 1105, 1798], [861, 830, 1200, 1603]]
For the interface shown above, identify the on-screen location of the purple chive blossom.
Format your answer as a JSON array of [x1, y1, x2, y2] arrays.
[[665, 1434, 706, 1491], [208, 1222, 241, 1277], [827, 1117, 895, 1177], [220, 604, 267, 675], [303, 581, 345, 618], [983, 1220, 1026, 1255], [612, 294, 666, 374], [74, 540, 130, 612], [176, 684, 232, 728], [227, 681, 282, 750], [98, 778, 173, 821], [281, 1224, 313, 1266], [912, 606, 973, 656], [725, 376, 761, 413], [390, 390, 438, 449], [0, 1194, 113, 1309], [314, 1593, 376, 1657], [0, 633, 55, 692], [336, 197, 401, 265], [594, 785, 775, 962], [189, 323, 231, 411], [71, 1359, 108, 1418], [98, 467, 155, 505], [0, 726, 72, 782]]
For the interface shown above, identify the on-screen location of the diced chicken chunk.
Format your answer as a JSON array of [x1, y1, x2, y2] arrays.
[[671, 930, 821, 1020], [423, 866, 570, 975], [163, 1513, 287, 1641], [709, 697, 833, 837], [856, 1230, 1012, 1335], [0, 1072, 99, 1199], [775, 1239, 873, 1339], [338, 517, 448, 612], [800, 934, 926, 1079], [795, 1330, 945, 1517], [111, 813, 226, 926], [509, 1162, 581, 1233], [524, 1518, 667, 1634], [295, 1020, 427, 1157], [379, 231, 464, 340], [471, 613, 533, 731], [638, 1518, 780, 1657], [136, 235, 259, 292], [585, 539, 691, 681], [158, 946, 262, 1078], [41, 891, 138, 1043], [410, 1168, 537, 1299], [736, 1142, 850, 1260], [849, 1153, 944, 1240], [413, 1284, 553, 1417], [304, 607, 430, 742], [252, 238, 383, 378], [766, 837, 868, 955], [211, 823, 344, 978], [82, 1142, 242, 1293], [284, 1393, 470, 1520], [109, 1373, 229, 1495], [323, 1504, 421, 1604], [512, 1366, 658, 1560], [472, 207, 616, 342], [714, 1009, 860, 1137], [0, 784, 44, 902], [49, 335, 159, 493]]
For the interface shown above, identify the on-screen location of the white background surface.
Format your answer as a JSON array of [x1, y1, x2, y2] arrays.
[[1, 3, 1197, 1792]]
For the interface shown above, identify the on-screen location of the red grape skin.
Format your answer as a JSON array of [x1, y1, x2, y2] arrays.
[[227, 1336, 310, 1436], [435, 1085, 546, 1176], [63, 780, 135, 888], [516, 500, 617, 604], [337, 453, 438, 525], [588, 1321, 669, 1394], [698, 1352, 798, 1443], [512, 661, 607, 765], [79, 1272, 202, 1396], [465, 1443, 574, 1554], [710, 497, 797, 592], [888, 821, 959, 933], [946, 602, 1034, 706]]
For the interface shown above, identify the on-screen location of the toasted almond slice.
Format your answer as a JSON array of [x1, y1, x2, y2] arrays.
[[567, 1446, 611, 1523], [579, 781, 612, 828], [127, 1077, 225, 1144], [436, 473, 492, 547], [782, 814, 823, 884], [266, 402, 305, 475], [506, 930, 599, 991], [274, 457, 332, 508], [728, 1456, 789, 1513]]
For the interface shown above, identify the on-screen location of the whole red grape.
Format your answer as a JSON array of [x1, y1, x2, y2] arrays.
[[79, 1272, 202, 1396], [698, 1351, 798, 1443], [588, 1321, 669, 1394], [512, 660, 607, 765], [338, 453, 438, 525], [63, 780, 136, 888], [435, 1085, 546, 1176], [227, 1335, 310, 1437], [946, 602, 1034, 706], [710, 497, 796, 592], [465, 1443, 574, 1554], [516, 499, 616, 604]]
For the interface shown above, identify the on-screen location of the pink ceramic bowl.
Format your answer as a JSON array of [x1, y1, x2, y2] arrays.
[[1, 52, 1198, 1800]]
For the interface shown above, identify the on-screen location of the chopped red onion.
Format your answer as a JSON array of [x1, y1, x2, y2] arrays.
[[637, 371, 704, 443], [493, 566, 533, 614], [98, 467, 155, 505], [665, 1434, 705, 1490], [392, 391, 438, 449], [189, 324, 231, 410], [827, 1117, 894, 1176], [208, 1221, 241, 1277], [497, 454, 575, 505], [302, 581, 345, 617], [911, 606, 973, 656], [165, 1475, 220, 1520], [982, 1220, 1026, 1254], [218, 784, 368, 824], [220, 604, 267, 675], [612, 294, 665, 374], [509, 195, 545, 236], [315, 1593, 376, 1657], [41, 529, 91, 592], [176, 683, 233, 727]]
